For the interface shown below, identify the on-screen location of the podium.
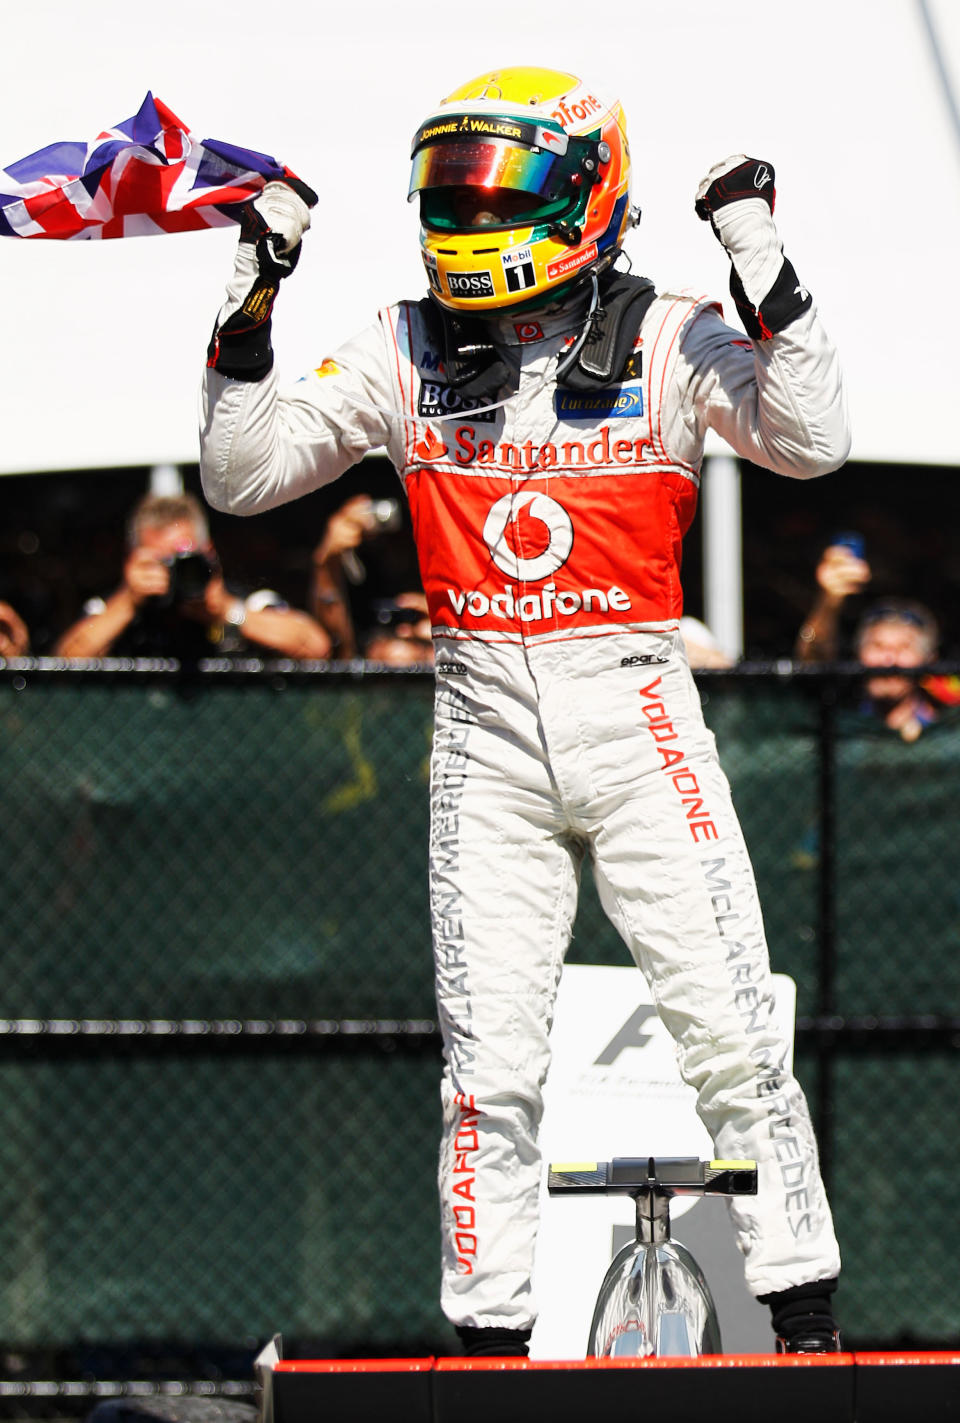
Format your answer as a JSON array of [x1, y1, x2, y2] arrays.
[[258, 1351, 960, 1423]]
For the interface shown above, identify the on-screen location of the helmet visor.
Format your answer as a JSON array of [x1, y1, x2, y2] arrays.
[[409, 134, 590, 231]]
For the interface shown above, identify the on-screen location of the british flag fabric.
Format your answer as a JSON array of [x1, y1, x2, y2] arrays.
[[0, 93, 293, 239]]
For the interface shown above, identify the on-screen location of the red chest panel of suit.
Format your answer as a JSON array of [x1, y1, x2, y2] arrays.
[[406, 459, 697, 641]]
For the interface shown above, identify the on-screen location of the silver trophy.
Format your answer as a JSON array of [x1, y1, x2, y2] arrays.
[[548, 1156, 758, 1357]]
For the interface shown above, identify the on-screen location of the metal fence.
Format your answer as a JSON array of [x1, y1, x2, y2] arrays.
[[0, 660, 957, 1393]]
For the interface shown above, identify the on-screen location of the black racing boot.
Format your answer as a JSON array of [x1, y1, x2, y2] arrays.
[[759, 1278, 842, 1353], [456, 1325, 531, 1357]]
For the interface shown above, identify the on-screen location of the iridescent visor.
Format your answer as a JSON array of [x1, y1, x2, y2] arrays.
[[408, 138, 574, 204]]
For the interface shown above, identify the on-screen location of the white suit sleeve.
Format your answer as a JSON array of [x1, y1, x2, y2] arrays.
[[199, 317, 398, 516], [678, 302, 851, 479]]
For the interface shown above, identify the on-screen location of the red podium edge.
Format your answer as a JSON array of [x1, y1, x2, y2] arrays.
[[274, 1350, 960, 1371]]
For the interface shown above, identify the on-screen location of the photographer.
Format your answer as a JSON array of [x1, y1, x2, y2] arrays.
[[364, 594, 434, 667], [55, 492, 331, 661], [311, 493, 431, 663]]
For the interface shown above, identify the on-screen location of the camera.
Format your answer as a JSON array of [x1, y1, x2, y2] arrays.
[[372, 598, 426, 631], [157, 550, 219, 606], [366, 498, 402, 534], [341, 498, 405, 585]]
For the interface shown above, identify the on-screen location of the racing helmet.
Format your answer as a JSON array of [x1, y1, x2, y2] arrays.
[[408, 66, 634, 313]]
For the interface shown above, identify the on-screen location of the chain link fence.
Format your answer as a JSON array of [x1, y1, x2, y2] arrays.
[[0, 664, 957, 1381]]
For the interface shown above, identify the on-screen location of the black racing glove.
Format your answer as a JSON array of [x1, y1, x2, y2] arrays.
[[207, 176, 318, 380], [695, 155, 811, 341]]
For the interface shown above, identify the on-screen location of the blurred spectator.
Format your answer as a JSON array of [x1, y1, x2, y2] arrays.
[[794, 538, 872, 662], [310, 494, 370, 658], [55, 493, 331, 661], [364, 593, 434, 666], [0, 599, 29, 658], [679, 614, 733, 669], [795, 538, 943, 741], [311, 495, 433, 665]]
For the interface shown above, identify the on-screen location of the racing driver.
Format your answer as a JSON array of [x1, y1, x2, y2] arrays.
[[200, 66, 849, 1356]]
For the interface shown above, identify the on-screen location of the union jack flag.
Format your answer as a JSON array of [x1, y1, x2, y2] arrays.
[[0, 93, 296, 239]]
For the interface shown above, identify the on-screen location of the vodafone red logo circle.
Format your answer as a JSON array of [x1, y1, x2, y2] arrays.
[[482, 492, 574, 580], [514, 321, 543, 343]]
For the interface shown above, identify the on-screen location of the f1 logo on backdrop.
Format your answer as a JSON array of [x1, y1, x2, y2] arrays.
[[481, 492, 574, 581], [594, 1004, 657, 1064]]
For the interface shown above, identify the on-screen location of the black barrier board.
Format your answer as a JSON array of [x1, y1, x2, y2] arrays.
[[271, 1360, 433, 1423], [270, 1356, 858, 1423], [431, 1357, 855, 1423], [854, 1352, 960, 1422]]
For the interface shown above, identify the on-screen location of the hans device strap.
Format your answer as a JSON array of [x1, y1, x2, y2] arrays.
[[419, 272, 657, 399]]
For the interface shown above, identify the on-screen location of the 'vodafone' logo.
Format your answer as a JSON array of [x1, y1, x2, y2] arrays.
[[482, 492, 574, 581]]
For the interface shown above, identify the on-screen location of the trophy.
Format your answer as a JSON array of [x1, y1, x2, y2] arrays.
[[548, 1156, 758, 1357]]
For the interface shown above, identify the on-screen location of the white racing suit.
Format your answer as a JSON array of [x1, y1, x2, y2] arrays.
[[200, 285, 848, 1329]]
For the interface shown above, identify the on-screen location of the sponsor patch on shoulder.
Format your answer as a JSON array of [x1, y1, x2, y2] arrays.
[[555, 381, 644, 420], [314, 359, 340, 379]]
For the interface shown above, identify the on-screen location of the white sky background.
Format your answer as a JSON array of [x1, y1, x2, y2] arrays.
[[0, 0, 957, 473]]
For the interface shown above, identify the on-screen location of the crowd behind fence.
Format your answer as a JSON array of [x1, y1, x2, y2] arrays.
[[0, 661, 957, 1393]]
